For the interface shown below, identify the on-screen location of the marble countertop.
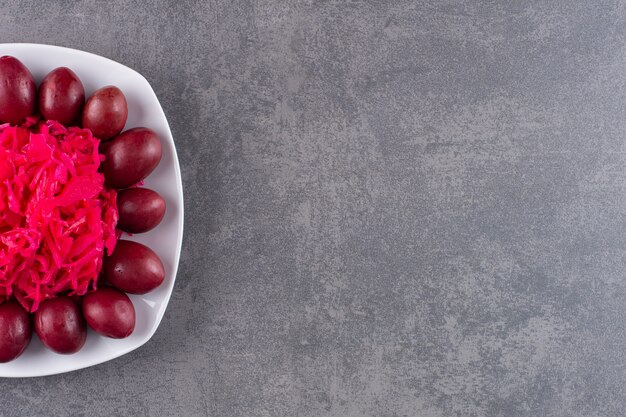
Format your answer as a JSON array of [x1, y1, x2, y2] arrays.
[[0, 1, 624, 416]]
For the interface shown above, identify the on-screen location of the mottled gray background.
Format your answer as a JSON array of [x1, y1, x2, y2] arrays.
[[0, 1, 625, 416]]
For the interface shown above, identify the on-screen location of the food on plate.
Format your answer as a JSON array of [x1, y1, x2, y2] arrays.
[[102, 127, 162, 189], [82, 86, 128, 140], [82, 287, 135, 339], [0, 301, 31, 363], [0, 121, 118, 312], [104, 240, 165, 294], [0, 55, 168, 362], [117, 188, 166, 233], [34, 297, 86, 354], [39, 67, 85, 125], [0, 56, 36, 124]]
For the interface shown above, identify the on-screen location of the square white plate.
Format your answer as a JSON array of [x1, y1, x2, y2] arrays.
[[0, 43, 184, 377]]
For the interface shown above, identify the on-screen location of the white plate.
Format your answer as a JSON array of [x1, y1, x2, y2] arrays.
[[0, 43, 184, 377]]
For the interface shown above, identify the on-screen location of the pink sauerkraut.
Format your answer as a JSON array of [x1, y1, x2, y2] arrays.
[[0, 119, 118, 312]]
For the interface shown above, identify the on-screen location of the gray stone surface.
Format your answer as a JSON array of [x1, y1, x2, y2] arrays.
[[0, 0, 625, 416]]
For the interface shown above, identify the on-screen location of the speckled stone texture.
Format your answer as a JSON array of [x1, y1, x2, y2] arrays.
[[0, 1, 625, 416]]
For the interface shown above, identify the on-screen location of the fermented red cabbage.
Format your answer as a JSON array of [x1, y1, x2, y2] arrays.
[[0, 119, 118, 312]]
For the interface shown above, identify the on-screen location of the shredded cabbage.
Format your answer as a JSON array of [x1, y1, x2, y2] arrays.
[[0, 119, 118, 312]]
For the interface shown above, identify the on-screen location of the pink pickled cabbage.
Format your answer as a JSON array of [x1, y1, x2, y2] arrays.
[[0, 120, 118, 312]]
